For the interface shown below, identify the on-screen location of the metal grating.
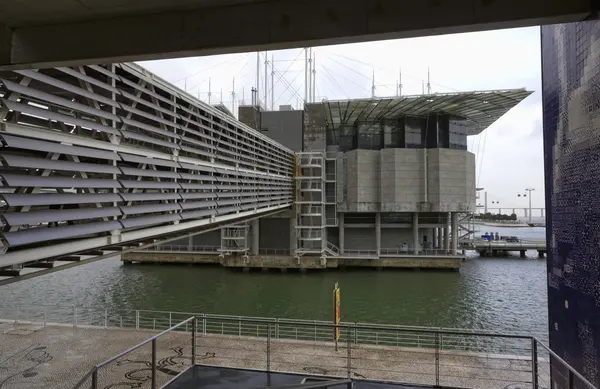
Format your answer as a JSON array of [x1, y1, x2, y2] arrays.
[[0, 63, 294, 265]]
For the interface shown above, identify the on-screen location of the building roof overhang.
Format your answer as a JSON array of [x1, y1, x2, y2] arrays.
[[321, 89, 532, 136]]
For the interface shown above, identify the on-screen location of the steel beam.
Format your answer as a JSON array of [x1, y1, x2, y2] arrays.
[[0, 0, 592, 70], [24, 261, 54, 269], [0, 208, 287, 286]]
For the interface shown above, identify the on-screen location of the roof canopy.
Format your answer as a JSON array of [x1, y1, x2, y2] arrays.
[[321, 89, 532, 136]]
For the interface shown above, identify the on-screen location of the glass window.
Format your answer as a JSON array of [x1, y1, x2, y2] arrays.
[[405, 116, 424, 148], [449, 118, 468, 150], [357, 122, 383, 150], [383, 118, 404, 148]]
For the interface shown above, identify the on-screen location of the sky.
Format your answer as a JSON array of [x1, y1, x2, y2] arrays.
[[139, 26, 544, 213]]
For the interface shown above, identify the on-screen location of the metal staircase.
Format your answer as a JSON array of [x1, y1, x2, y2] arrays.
[[294, 152, 326, 257], [219, 223, 249, 257]]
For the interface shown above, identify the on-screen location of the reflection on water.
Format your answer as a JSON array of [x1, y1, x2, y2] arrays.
[[0, 227, 548, 340]]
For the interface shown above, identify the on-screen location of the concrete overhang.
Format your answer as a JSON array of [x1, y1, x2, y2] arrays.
[[0, 0, 596, 70]]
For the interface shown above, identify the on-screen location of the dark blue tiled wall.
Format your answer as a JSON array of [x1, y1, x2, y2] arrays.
[[542, 22, 600, 388]]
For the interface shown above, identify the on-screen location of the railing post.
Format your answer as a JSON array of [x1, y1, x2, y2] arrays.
[[91, 367, 98, 389], [136, 310, 139, 330], [347, 326, 352, 378], [74, 307, 78, 327], [568, 368, 574, 389], [275, 318, 279, 339], [531, 338, 538, 389], [435, 332, 440, 387], [202, 314, 206, 334], [267, 324, 271, 372], [151, 339, 157, 389], [192, 317, 197, 366], [105, 309, 108, 329], [169, 312, 172, 328]]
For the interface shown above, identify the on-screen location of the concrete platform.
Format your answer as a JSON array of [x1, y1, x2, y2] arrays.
[[0, 321, 540, 389], [122, 252, 462, 271]]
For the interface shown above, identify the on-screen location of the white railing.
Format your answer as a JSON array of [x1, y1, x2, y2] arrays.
[[138, 244, 220, 252], [0, 304, 548, 348]]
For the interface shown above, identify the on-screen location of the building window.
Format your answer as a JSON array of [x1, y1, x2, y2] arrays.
[[405, 116, 424, 148], [449, 118, 468, 150]]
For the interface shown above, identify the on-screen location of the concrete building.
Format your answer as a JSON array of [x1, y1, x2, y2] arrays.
[[229, 90, 531, 260]]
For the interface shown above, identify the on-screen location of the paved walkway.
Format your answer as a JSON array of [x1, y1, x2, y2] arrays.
[[0, 322, 541, 389]]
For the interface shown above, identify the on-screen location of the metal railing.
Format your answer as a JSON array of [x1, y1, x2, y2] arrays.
[[64, 312, 596, 389], [4, 304, 592, 389], [72, 317, 197, 389], [258, 248, 292, 256], [137, 244, 220, 253], [339, 248, 462, 257]]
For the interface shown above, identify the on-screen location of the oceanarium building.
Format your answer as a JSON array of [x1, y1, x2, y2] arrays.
[[188, 89, 531, 261]]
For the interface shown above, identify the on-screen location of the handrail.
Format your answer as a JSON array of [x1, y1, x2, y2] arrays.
[[534, 337, 598, 389], [72, 316, 196, 389], [97, 316, 195, 368], [62, 309, 596, 389]]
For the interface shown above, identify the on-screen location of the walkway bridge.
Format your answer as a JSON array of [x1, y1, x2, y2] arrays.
[[0, 63, 294, 279]]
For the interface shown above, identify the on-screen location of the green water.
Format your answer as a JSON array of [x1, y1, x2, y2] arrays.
[[0, 255, 548, 338], [0, 225, 549, 339]]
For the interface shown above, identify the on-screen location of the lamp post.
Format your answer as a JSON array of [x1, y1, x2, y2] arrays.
[[517, 188, 535, 223]]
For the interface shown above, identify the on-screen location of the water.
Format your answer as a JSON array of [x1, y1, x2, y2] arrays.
[[0, 226, 549, 338]]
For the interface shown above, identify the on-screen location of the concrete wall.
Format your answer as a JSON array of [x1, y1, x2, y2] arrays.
[[345, 226, 437, 251], [337, 150, 380, 212], [427, 149, 476, 212], [542, 21, 600, 388], [238, 105, 262, 130], [303, 103, 327, 151], [192, 230, 221, 246], [380, 149, 424, 212], [339, 148, 475, 213], [261, 110, 304, 152], [259, 217, 291, 250]]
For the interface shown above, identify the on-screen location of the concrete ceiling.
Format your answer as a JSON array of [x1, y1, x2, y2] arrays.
[[0, 0, 596, 70], [0, 0, 257, 27]]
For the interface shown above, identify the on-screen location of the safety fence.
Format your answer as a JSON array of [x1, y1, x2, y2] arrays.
[[0, 305, 592, 389]]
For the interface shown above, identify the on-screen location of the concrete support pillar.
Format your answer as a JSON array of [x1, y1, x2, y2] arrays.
[[444, 227, 450, 252], [251, 219, 259, 256], [451, 212, 458, 255], [289, 217, 297, 255], [339, 212, 345, 254], [375, 212, 381, 255], [432, 228, 438, 249], [413, 212, 419, 255], [188, 236, 193, 251]]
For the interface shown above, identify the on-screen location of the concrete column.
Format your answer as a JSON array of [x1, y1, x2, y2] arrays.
[[413, 212, 419, 254], [339, 212, 345, 254], [251, 219, 259, 255], [451, 212, 458, 255], [444, 227, 450, 252], [375, 212, 381, 255], [432, 228, 438, 249], [289, 217, 297, 255], [188, 236, 193, 251]]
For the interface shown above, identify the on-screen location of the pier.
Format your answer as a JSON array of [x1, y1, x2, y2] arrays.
[[122, 246, 465, 271], [471, 241, 547, 258]]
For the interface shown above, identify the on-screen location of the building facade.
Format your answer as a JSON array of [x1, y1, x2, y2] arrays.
[[238, 90, 529, 258], [541, 22, 600, 388]]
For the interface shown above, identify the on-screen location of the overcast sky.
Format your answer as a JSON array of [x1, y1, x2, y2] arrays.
[[140, 26, 544, 212]]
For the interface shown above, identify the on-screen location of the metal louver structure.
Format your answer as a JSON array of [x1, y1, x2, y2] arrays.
[[0, 63, 294, 271]]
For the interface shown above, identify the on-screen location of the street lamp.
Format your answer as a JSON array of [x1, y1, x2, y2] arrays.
[[517, 188, 535, 223]]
